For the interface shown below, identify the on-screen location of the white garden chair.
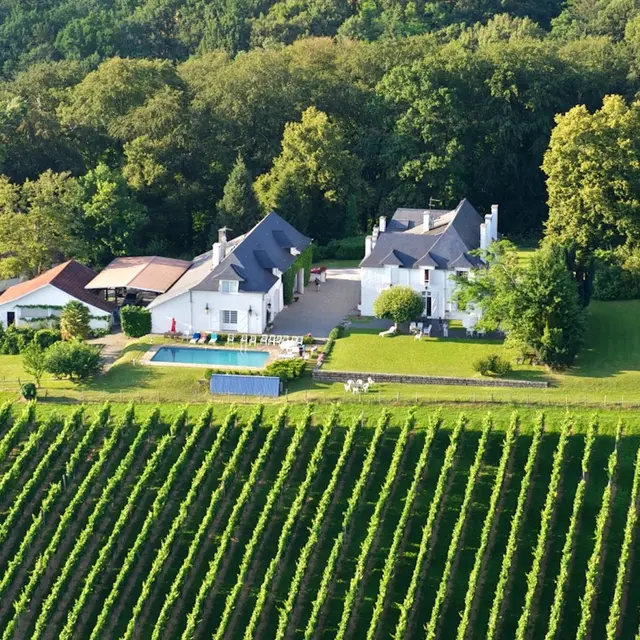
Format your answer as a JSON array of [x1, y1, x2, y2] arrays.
[[424, 324, 432, 337], [249, 335, 257, 345], [260, 335, 268, 345], [268, 335, 277, 345], [344, 382, 352, 393], [240, 334, 248, 344], [414, 330, 422, 340], [227, 333, 235, 343], [409, 322, 417, 333], [465, 328, 475, 338]]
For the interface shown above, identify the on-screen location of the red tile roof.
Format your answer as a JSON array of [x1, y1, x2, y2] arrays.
[[0, 260, 116, 313]]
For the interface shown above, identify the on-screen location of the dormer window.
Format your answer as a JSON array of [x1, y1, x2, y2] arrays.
[[220, 280, 239, 293]]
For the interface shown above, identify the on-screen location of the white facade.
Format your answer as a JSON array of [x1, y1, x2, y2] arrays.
[[0, 284, 113, 330], [360, 266, 472, 320], [150, 280, 284, 335]]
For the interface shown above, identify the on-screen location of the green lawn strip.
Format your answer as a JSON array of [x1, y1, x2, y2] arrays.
[[541, 419, 597, 640]]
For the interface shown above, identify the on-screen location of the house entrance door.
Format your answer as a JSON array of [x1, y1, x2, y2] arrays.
[[422, 292, 432, 317]]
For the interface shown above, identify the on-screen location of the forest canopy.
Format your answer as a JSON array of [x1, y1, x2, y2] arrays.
[[0, 0, 640, 277]]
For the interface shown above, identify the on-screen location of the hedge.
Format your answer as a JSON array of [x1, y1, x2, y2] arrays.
[[121, 306, 151, 338], [283, 245, 313, 305], [313, 236, 365, 261]]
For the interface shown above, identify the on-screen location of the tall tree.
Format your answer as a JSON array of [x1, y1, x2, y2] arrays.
[[254, 106, 363, 242], [455, 241, 586, 368], [216, 156, 259, 233], [543, 95, 640, 269], [0, 170, 82, 278]]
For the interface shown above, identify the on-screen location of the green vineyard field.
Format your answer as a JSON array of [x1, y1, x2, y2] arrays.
[[0, 400, 639, 639]]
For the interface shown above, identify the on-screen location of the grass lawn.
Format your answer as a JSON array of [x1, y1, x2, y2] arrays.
[[3, 300, 640, 415]]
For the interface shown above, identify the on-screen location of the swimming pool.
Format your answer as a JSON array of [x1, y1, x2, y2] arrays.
[[151, 346, 270, 368]]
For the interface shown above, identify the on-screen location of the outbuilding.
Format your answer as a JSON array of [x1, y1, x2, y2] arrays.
[[0, 260, 116, 331]]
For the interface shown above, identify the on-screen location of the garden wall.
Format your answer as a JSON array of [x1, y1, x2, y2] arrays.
[[313, 369, 549, 388]]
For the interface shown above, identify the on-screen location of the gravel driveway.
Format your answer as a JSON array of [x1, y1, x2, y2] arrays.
[[270, 268, 360, 338]]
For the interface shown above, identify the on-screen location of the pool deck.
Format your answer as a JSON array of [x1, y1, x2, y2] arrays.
[[141, 343, 280, 369]]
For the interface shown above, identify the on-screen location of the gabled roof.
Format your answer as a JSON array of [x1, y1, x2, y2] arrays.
[[449, 252, 482, 269], [0, 260, 116, 313], [85, 256, 191, 294], [381, 250, 404, 266], [360, 198, 485, 271], [149, 212, 312, 307]]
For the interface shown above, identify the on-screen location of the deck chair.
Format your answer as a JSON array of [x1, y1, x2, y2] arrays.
[[197, 333, 208, 344], [227, 333, 235, 343], [209, 333, 218, 343], [260, 335, 268, 345], [189, 332, 201, 344], [249, 335, 257, 345]]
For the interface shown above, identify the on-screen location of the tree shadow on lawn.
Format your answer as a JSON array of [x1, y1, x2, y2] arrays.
[[83, 363, 165, 395]]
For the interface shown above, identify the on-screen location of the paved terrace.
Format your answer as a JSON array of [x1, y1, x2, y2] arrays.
[[270, 268, 360, 338]]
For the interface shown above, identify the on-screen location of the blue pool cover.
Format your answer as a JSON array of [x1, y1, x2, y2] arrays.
[[210, 374, 280, 397]]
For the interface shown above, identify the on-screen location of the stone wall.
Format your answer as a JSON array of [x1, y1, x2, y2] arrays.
[[312, 369, 549, 389]]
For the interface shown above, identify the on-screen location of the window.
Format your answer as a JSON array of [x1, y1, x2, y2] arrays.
[[423, 269, 430, 285], [220, 280, 238, 293], [455, 270, 468, 280], [222, 310, 238, 325]]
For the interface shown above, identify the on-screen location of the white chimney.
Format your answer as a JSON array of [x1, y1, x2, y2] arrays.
[[213, 227, 228, 267], [485, 214, 493, 248], [480, 223, 488, 251], [379, 216, 386, 233], [372, 225, 379, 249], [365, 236, 372, 257], [212, 242, 222, 267], [423, 211, 432, 231], [491, 204, 499, 240]]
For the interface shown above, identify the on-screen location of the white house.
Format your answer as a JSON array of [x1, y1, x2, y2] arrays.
[[0, 260, 116, 330], [148, 212, 312, 335], [360, 199, 498, 324]]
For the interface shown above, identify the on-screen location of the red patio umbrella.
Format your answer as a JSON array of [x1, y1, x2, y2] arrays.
[[170, 317, 176, 333]]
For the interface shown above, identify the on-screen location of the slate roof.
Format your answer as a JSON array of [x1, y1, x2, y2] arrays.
[[149, 212, 312, 308], [360, 199, 485, 270], [0, 260, 116, 313]]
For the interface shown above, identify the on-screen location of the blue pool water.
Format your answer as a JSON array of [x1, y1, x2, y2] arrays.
[[151, 346, 270, 368]]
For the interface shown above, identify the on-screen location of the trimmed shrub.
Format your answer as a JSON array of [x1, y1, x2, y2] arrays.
[[265, 358, 306, 381], [33, 328, 61, 350], [303, 333, 314, 345], [60, 301, 91, 340], [20, 382, 37, 400], [373, 286, 424, 325], [44, 340, 103, 381], [313, 236, 365, 261], [121, 305, 151, 338], [0, 326, 34, 354], [472, 354, 513, 377]]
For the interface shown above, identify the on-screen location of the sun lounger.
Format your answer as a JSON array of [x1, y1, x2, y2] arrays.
[[197, 333, 208, 344], [209, 333, 218, 343], [189, 332, 201, 344]]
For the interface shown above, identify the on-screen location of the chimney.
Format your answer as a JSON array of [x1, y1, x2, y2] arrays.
[[480, 223, 488, 251], [484, 214, 493, 248], [213, 226, 228, 267], [379, 216, 386, 233], [372, 225, 379, 249], [491, 204, 499, 240], [365, 236, 373, 258], [423, 211, 432, 231]]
